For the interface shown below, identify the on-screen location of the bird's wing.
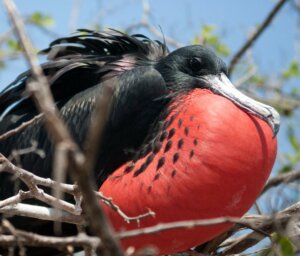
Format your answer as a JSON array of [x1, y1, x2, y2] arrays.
[[0, 66, 168, 196], [0, 29, 168, 119]]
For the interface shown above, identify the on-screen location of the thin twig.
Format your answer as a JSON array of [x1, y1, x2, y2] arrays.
[[83, 81, 114, 177], [261, 168, 300, 195], [0, 155, 79, 214], [117, 217, 259, 240], [0, 114, 43, 141], [0, 155, 75, 194], [228, 0, 288, 75], [195, 199, 300, 255], [0, 228, 101, 250], [96, 192, 155, 224], [234, 66, 257, 88], [219, 201, 300, 255], [0, 190, 31, 208], [0, 154, 154, 225], [3, 0, 73, 145], [52, 142, 71, 216], [1, 219, 26, 256], [251, 94, 300, 113], [125, 0, 183, 49]]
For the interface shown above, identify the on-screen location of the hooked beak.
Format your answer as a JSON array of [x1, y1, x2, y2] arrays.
[[201, 73, 280, 137]]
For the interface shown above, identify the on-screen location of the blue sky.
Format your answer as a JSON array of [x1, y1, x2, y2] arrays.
[[0, 0, 298, 85]]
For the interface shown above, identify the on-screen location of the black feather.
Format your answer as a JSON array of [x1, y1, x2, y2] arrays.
[[0, 29, 168, 118]]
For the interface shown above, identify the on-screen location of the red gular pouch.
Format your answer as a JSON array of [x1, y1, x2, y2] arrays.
[[100, 89, 277, 254]]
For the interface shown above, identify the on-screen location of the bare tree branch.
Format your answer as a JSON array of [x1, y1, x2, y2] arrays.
[[0, 154, 154, 225], [3, 1, 123, 255], [83, 81, 114, 178], [0, 155, 79, 214], [98, 192, 155, 224], [1, 151, 300, 254], [3, 0, 73, 145], [234, 66, 257, 88], [261, 168, 300, 195], [125, 0, 183, 49], [117, 216, 264, 240], [219, 201, 300, 255], [0, 190, 31, 209], [246, 92, 300, 113], [0, 224, 101, 252], [228, 0, 288, 76], [0, 114, 43, 142], [1, 203, 83, 224]]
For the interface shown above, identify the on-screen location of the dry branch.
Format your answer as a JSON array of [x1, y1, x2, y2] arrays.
[[3, 0, 122, 254], [262, 168, 300, 195], [117, 217, 247, 240], [219, 201, 300, 255], [0, 154, 154, 225], [125, 0, 183, 48], [0, 226, 101, 252], [250, 91, 300, 113], [0, 154, 79, 214], [228, 0, 288, 75], [0, 114, 43, 142], [1, 203, 83, 224], [1, 153, 300, 254]]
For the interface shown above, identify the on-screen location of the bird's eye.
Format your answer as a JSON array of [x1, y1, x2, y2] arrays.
[[189, 57, 203, 72]]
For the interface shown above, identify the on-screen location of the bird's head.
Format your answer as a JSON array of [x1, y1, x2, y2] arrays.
[[156, 45, 280, 136]]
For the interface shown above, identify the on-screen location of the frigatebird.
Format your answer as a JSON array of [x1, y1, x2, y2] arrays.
[[0, 29, 279, 255]]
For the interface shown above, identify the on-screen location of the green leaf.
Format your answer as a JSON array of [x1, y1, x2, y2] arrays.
[[192, 36, 200, 45], [278, 236, 295, 256], [202, 24, 215, 35], [287, 126, 300, 153], [30, 12, 54, 27], [259, 248, 273, 256], [279, 164, 292, 174], [216, 44, 230, 56], [7, 39, 22, 51], [282, 60, 300, 79], [291, 87, 299, 96], [0, 60, 5, 69], [198, 24, 230, 57], [250, 74, 265, 86]]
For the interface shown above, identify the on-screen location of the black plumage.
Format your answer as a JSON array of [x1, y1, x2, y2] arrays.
[[0, 29, 170, 187]]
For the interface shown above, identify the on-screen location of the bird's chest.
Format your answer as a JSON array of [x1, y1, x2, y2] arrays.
[[100, 91, 276, 253], [100, 90, 276, 226]]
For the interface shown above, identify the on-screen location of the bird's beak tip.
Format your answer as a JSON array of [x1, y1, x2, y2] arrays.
[[272, 123, 280, 138]]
